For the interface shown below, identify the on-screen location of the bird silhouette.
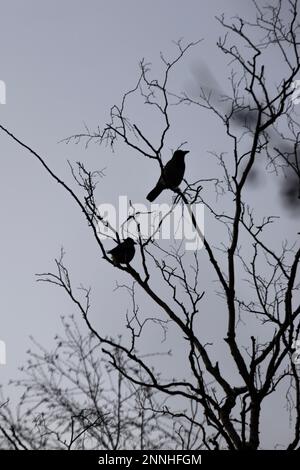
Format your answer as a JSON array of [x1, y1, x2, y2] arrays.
[[107, 237, 136, 265], [146, 150, 189, 202]]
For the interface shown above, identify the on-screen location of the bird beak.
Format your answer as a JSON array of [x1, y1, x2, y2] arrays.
[[184, 150, 190, 155]]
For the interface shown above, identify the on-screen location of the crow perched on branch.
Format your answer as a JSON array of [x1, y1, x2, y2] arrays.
[[146, 150, 189, 202], [107, 237, 136, 265]]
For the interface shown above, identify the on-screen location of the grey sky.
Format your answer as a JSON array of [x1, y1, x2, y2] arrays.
[[0, 0, 299, 449]]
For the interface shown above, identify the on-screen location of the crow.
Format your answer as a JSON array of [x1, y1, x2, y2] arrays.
[[147, 150, 189, 202], [107, 237, 136, 265]]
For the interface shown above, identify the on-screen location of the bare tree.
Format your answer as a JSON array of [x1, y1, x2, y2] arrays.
[[0, 315, 203, 450], [1, 0, 300, 450]]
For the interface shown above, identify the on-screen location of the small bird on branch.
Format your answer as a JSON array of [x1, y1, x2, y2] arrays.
[[146, 150, 189, 202], [107, 237, 136, 265]]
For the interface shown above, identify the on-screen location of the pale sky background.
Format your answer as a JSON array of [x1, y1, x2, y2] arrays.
[[0, 0, 299, 449]]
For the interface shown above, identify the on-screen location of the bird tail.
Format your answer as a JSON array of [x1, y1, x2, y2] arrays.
[[147, 183, 163, 202]]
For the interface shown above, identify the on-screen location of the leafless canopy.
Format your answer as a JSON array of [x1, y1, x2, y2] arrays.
[[1, 0, 300, 450]]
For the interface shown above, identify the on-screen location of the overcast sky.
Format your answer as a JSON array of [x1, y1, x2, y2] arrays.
[[0, 0, 299, 449]]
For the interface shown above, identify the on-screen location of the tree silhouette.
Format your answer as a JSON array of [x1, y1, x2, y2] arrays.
[[1, 0, 300, 450], [0, 316, 203, 450]]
